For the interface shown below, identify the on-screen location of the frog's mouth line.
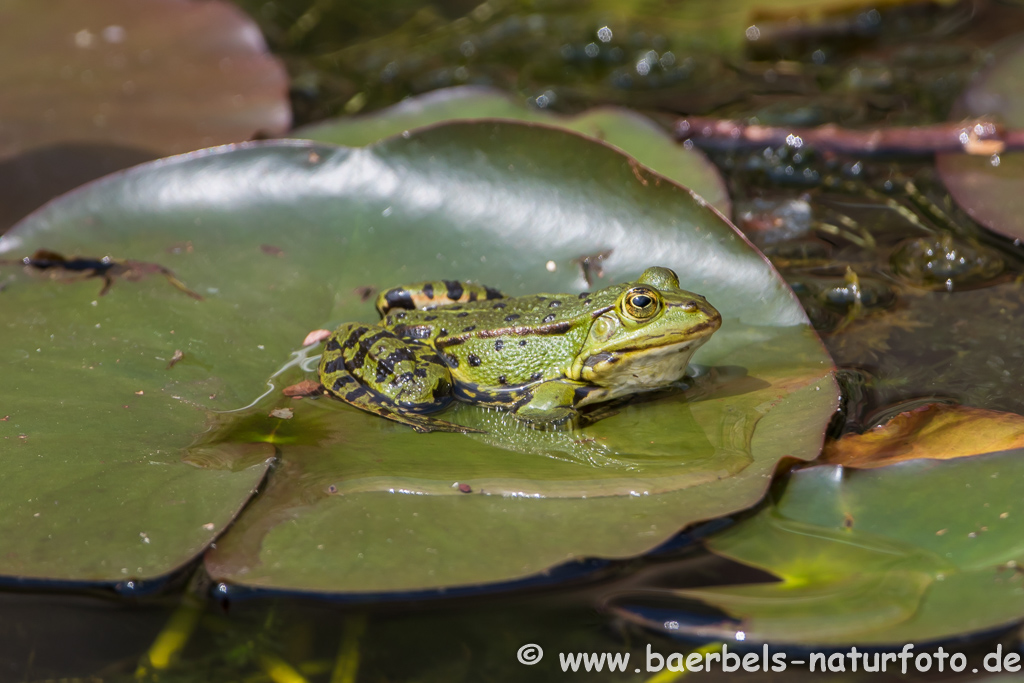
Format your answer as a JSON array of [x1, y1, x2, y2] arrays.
[[586, 320, 719, 360], [582, 336, 702, 368]]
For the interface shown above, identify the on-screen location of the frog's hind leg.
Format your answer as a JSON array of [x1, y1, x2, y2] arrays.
[[376, 280, 504, 315], [319, 323, 477, 433]]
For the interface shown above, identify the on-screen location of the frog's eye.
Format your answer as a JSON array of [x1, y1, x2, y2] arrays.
[[622, 287, 661, 320]]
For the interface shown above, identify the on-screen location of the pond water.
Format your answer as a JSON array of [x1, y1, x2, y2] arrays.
[[6, 0, 1024, 681]]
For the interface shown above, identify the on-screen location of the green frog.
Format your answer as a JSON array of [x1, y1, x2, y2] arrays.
[[318, 267, 721, 432]]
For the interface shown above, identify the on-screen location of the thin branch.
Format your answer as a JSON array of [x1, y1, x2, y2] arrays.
[[675, 116, 1024, 156]]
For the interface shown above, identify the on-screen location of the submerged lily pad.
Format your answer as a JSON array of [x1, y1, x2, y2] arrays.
[[2, 122, 836, 592], [611, 447, 1024, 645], [936, 41, 1024, 241], [296, 86, 730, 216]]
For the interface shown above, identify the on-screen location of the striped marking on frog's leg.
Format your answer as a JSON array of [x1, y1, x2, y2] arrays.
[[375, 280, 505, 315], [318, 323, 477, 433]]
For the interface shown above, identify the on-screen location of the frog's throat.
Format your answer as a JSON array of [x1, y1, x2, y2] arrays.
[[567, 334, 711, 387]]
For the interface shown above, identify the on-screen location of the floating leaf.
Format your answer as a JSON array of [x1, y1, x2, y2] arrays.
[[824, 403, 1024, 469], [0, 0, 291, 232], [611, 448, 1024, 645], [296, 86, 730, 216], [2, 122, 837, 592], [937, 41, 1024, 241], [0, 0, 290, 160]]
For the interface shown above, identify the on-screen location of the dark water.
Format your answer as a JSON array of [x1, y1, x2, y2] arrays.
[[9, 1, 1024, 681]]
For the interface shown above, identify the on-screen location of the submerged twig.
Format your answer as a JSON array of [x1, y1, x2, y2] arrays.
[[675, 117, 1024, 157]]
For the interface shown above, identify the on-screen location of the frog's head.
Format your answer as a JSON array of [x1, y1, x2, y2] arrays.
[[569, 267, 721, 389]]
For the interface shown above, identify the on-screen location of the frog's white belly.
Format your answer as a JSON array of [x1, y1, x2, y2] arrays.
[[576, 337, 709, 404]]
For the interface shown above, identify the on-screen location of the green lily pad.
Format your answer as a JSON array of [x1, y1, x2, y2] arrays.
[[2, 122, 836, 592], [0, 0, 290, 161], [936, 41, 1024, 241], [612, 448, 1024, 645], [296, 86, 730, 216]]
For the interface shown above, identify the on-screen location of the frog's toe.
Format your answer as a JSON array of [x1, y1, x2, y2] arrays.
[[513, 405, 578, 431]]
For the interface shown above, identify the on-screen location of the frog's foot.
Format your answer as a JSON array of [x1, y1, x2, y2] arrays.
[[319, 323, 480, 434], [376, 280, 504, 315], [350, 400, 482, 434], [511, 381, 582, 431]]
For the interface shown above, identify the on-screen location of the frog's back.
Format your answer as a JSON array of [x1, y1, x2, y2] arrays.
[[385, 288, 623, 389]]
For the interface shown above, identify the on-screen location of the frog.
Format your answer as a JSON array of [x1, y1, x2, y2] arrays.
[[318, 266, 721, 433]]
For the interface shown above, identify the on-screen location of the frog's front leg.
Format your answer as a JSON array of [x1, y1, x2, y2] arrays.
[[376, 280, 504, 315], [511, 380, 589, 430], [319, 323, 473, 433]]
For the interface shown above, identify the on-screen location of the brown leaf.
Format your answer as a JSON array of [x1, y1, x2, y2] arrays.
[[0, 0, 290, 161], [823, 403, 1024, 469], [283, 380, 321, 398]]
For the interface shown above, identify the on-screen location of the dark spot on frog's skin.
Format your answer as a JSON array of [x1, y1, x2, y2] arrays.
[[403, 325, 433, 339], [423, 283, 434, 299], [519, 340, 527, 347], [463, 325, 476, 332], [530, 372, 542, 381], [583, 298, 592, 305], [468, 291, 478, 302], [495, 339, 504, 351], [341, 327, 367, 350], [332, 375, 354, 391], [345, 386, 369, 403], [414, 368, 428, 378], [325, 338, 342, 352], [485, 286, 503, 300], [467, 354, 482, 367], [498, 375, 507, 384], [504, 314, 520, 322], [493, 302, 507, 309], [444, 280, 464, 301], [439, 328, 448, 336], [324, 357, 346, 375], [383, 288, 415, 312], [583, 352, 615, 367], [424, 315, 437, 321], [391, 371, 415, 386], [578, 292, 590, 299], [543, 314, 556, 323], [549, 300, 561, 307], [457, 312, 469, 318]]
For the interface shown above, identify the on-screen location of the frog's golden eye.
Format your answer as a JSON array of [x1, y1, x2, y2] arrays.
[[622, 286, 661, 320]]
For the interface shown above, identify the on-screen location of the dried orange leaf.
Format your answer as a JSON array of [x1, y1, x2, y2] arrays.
[[824, 403, 1024, 469]]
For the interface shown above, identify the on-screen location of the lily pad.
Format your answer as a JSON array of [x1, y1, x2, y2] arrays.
[[611, 448, 1024, 645], [0, 0, 290, 160], [936, 41, 1024, 241], [2, 122, 837, 592], [296, 86, 731, 216]]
